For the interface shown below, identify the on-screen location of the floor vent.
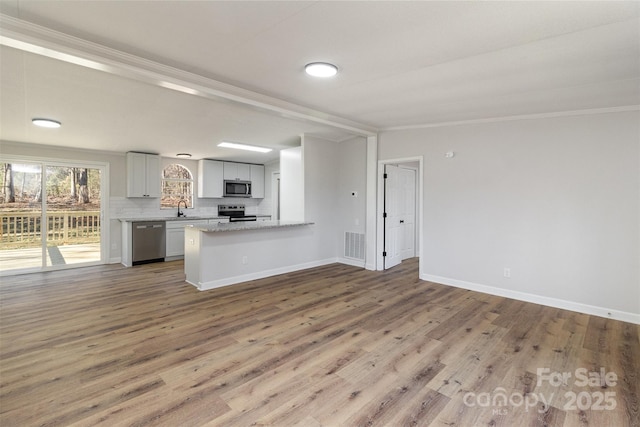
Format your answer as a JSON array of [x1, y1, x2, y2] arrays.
[[344, 232, 365, 260]]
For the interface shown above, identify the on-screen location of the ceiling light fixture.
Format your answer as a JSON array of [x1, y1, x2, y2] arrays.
[[305, 62, 338, 78], [176, 153, 192, 158], [218, 142, 272, 153], [32, 118, 61, 128]]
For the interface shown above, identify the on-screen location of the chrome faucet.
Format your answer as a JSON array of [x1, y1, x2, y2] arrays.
[[177, 200, 188, 217]]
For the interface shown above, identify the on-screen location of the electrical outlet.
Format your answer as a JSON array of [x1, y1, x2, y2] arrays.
[[504, 268, 511, 278], [242, 256, 248, 265]]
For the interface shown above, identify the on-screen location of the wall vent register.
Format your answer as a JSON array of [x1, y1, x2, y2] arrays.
[[344, 232, 365, 260]]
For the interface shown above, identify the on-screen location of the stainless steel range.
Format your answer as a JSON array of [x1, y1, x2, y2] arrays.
[[218, 205, 257, 222]]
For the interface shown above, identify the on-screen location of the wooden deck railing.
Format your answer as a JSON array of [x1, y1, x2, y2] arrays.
[[0, 211, 100, 249]]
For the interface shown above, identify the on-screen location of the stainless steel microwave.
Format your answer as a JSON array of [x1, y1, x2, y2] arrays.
[[224, 180, 252, 197]]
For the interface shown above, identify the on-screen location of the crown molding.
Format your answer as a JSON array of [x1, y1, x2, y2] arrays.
[[0, 14, 378, 137], [381, 105, 640, 131]]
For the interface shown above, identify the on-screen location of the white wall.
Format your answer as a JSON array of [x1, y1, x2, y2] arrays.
[[336, 136, 367, 264], [301, 135, 340, 261], [280, 146, 304, 221], [278, 135, 368, 266], [379, 111, 639, 322], [261, 159, 280, 219], [337, 137, 367, 235]]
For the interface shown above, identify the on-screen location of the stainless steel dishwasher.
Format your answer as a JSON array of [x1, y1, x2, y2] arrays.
[[132, 221, 166, 265]]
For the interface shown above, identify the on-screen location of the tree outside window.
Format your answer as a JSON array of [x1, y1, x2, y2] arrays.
[[161, 164, 193, 209]]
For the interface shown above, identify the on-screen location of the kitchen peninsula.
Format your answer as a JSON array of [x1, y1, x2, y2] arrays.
[[184, 220, 315, 290]]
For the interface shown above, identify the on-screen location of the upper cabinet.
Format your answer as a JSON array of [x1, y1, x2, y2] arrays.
[[126, 152, 160, 198], [250, 164, 265, 199], [223, 162, 251, 181], [198, 159, 224, 198], [198, 160, 264, 199]]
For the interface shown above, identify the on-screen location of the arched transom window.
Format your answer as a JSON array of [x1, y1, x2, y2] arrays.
[[161, 164, 193, 209]]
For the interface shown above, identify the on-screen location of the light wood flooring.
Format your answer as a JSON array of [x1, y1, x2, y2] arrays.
[[1, 259, 638, 426]]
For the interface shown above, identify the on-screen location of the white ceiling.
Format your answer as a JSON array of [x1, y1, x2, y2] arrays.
[[1, 1, 638, 162]]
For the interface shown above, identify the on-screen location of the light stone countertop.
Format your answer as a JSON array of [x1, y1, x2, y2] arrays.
[[190, 220, 314, 233], [118, 216, 229, 222]]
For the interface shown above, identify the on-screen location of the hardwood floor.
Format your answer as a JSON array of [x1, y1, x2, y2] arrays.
[[1, 259, 638, 426]]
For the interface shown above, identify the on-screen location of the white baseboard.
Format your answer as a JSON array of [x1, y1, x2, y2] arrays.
[[338, 257, 365, 268], [108, 257, 122, 264], [422, 274, 640, 325], [192, 258, 339, 291]]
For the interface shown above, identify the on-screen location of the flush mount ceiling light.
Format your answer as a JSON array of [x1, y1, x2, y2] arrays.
[[176, 153, 192, 158], [305, 62, 338, 78], [218, 142, 272, 153], [32, 118, 61, 128]]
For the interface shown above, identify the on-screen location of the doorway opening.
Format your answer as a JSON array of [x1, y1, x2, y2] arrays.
[[377, 157, 423, 273]]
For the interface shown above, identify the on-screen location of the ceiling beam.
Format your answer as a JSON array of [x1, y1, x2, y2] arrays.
[[0, 14, 378, 138]]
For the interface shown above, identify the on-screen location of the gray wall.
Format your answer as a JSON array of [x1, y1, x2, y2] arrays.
[[378, 111, 639, 318]]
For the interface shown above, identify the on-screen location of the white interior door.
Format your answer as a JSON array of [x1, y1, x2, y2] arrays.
[[384, 164, 402, 269], [399, 167, 416, 260]]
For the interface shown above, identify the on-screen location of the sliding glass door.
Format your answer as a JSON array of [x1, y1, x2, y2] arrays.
[[1, 160, 105, 274], [45, 165, 102, 267], [0, 161, 43, 271]]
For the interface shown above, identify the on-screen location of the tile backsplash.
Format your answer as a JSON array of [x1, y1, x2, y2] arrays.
[[109, 196, 272, 219]]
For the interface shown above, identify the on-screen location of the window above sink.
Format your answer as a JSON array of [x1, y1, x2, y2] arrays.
[[161, 163, 193, 210]]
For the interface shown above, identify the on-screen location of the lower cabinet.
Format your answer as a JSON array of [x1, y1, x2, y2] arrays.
[[166, 219, 228, 258]]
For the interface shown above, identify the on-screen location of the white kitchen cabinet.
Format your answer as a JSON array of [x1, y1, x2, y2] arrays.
[[223, 162, 251, 181], [198, 159, 224, 198], [126, 152, 161, 198], [166, 220, 208, 258], [166, 227, 186, 258], [250, 164, 265, 198], [166, 219, 228, 259]]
